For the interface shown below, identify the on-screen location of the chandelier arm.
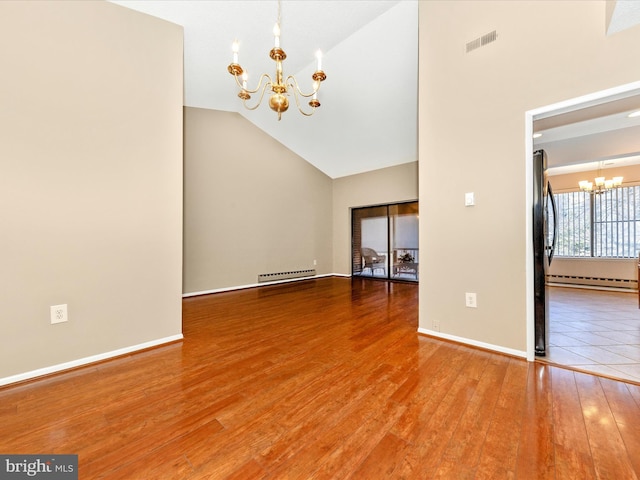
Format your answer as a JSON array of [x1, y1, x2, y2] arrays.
[[232, 72, 274, 95], [241, 82, 272, 111], [288, 82, 317, 117], [286, 75, 320, 98]]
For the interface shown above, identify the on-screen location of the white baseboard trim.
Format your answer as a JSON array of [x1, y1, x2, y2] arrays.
[[417, 328, 527, 359], [182, 273, 348, 298], [0, 334, 184, 387]]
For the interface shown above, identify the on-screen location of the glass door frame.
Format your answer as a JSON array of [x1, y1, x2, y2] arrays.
[[351, 200, 419, 283]]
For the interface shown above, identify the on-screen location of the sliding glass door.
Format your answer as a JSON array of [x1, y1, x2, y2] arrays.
[[352, 205, 389, 279], [352, 201, 419, 282], [390, 202, 419, 280]]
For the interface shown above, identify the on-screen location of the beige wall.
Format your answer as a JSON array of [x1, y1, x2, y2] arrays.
[[183, 108, 333, 294], [0, 1, 183, 381], [183, 108, 417, 290], [332, 162, 419, 275], [419, 1, 640, 354]]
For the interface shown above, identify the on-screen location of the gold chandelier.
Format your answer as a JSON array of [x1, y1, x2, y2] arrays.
[[578, 162, 623, 194], [227, 1, 327, 121]]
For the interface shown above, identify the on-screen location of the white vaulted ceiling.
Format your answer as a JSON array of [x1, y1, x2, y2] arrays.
[[111, 1, 640, 179], [608, 0, 640, 34], [111, 0, 418, 179]]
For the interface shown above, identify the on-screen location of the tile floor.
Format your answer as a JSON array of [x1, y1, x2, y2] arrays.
[[544, 286, 640, 384]]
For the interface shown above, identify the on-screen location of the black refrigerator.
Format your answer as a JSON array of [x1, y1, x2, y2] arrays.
[[533, 149, 557, 356]]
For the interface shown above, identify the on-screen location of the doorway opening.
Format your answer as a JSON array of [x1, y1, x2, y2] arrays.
[[528, 81, 640, 382], [352, 201, 419, 282]]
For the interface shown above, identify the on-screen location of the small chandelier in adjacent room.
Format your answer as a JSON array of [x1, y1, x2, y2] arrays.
[[578, 162, 623, 194], [227, 1, 326, 121]]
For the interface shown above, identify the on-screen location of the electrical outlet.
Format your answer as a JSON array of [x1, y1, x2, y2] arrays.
[[313, 259, 317, 266], [465, 293, 477, 308], [50, 304, 68, 324]]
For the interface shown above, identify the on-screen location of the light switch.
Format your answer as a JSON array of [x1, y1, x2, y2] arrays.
[[465, 192, 475, 206]]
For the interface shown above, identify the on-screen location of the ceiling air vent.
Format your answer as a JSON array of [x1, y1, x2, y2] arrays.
[[466, 30, 497, 53]]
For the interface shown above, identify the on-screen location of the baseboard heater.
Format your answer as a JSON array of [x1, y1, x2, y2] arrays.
[[547, 274, 637, 290], [258, 269, 316, 283]]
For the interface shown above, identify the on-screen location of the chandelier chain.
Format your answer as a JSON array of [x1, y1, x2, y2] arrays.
[[277, 0, 281, 28]]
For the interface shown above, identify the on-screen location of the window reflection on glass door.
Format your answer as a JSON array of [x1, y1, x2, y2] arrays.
[[390, 202, 419, 280], [352, 201, 418, 282]]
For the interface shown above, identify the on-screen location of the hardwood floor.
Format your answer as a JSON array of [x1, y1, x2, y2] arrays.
[[2, 277, 640, 479]]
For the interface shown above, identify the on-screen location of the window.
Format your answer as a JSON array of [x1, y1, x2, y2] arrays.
[[554, 185, 640, 258], [555, 191, 590, 257]]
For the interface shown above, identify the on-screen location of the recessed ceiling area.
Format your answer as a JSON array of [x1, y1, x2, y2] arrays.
[[547, 154, 640, 176], [534, 90, 640, 173]]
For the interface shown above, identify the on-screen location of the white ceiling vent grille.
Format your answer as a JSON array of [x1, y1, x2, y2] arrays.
[[466, 30, 497, 53]]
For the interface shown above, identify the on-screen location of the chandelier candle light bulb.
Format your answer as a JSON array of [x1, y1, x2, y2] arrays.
[[274, 23, 280, 48], [232, 40, 239, 64], [578, 180, 593, 192]]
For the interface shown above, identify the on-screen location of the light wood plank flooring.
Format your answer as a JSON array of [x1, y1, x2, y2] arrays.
[[1, 278, 640, 478], [546, 286, 640, 383]]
